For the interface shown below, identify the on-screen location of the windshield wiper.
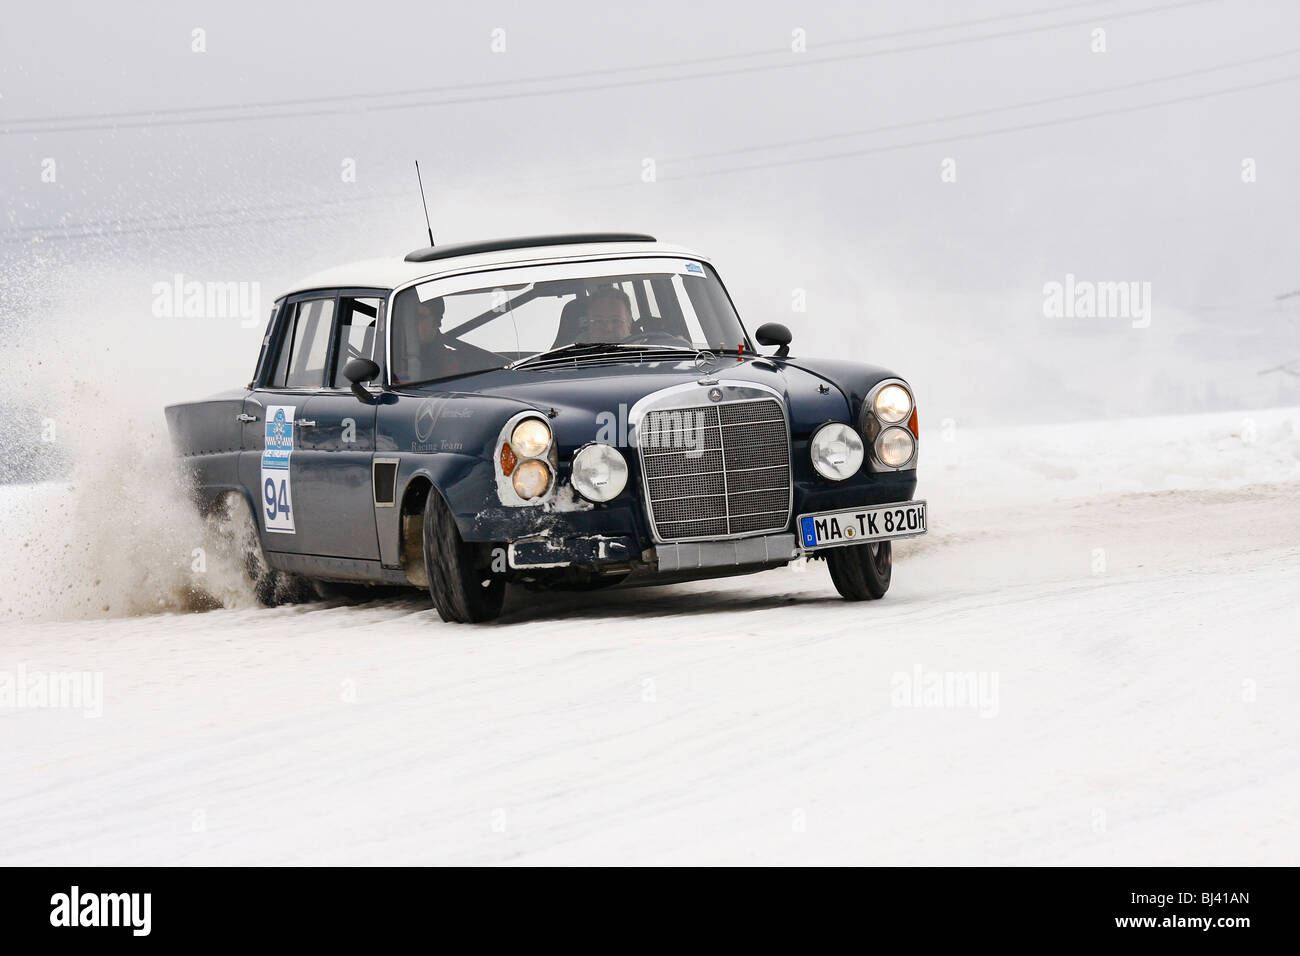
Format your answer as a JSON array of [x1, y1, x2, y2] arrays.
[[508, 342, 632, 370], [509, 342, 708, 370]]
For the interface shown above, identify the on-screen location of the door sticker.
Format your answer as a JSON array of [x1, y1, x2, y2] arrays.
[[261, 405, 296, 533]]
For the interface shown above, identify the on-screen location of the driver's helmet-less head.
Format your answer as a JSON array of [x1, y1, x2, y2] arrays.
[[580, 287, 633, 342], [412, 296, 446, 343]]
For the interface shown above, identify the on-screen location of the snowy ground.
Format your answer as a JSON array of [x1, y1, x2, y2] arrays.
[[0, 409, 1296, 865]]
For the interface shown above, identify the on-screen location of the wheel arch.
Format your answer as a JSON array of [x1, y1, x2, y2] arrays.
[[200, 483, 259, 523]]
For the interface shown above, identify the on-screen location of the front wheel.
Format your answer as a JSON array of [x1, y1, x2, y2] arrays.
[[423, 490, 505, 623], [825, 541, 892, 601]]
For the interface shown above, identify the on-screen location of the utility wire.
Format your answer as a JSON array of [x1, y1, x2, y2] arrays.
[[0, 0, 1117, 127], [5, 56, 1289, 242], [657, 72, 1300, 182], [13, 46, 1287, 236], [667, 47, 1299, 165], [1, 0, 1218, 136]]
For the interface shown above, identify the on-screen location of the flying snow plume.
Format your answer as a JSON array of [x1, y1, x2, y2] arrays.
[[0, 406, 256, 622], [0, 254, 256, 621]]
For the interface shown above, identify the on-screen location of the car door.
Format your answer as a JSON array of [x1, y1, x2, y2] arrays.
[[239, 291, 379, 560], [292, 292, 384, 560]]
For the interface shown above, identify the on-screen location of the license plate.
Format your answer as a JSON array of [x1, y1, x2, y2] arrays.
[[798, 500, 928, 550]]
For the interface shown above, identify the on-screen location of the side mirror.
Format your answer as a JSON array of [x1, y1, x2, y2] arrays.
[[343, 357, 380, 404], [755, 322, 792, 358]]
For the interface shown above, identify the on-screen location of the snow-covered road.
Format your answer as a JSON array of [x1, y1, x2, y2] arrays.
[[1, 410, 1296, 864]]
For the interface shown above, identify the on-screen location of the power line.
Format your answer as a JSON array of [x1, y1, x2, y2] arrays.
[[1259, 359, 1300, 376], [2, 188, 407, 236], [0, 0, 1116, 128], [0, 205, 379, 245], [13, 45, 1287, 236], [1, 0, 1218, 136], [6, 56, 1289, 244], [657, 72, 1300, 182], [666, 47, 1300, 166]]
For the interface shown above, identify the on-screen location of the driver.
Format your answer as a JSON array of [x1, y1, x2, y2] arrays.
[[579, 287, 634, 342], [395, 295, 461, 383]]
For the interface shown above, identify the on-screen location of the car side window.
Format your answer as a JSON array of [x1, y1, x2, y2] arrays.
[[330, 296, 381, 386], [272, 297, 335, 388], [252, 301, 282, 386]]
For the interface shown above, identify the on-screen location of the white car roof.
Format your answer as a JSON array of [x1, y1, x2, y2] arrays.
[[282, 237, 711, 298]]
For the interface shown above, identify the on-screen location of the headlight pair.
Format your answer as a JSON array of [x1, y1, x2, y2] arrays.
[[869, 381, 916, 469], [504, 418, 554, 500]]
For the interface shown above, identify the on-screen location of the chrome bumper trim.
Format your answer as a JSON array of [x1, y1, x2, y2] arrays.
[[654, 533, 798, 573]]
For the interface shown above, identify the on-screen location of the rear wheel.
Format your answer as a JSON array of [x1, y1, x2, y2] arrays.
[[423, 491, 505, 623], [826, 541, 892, 601], [212, 493, 315, 607]]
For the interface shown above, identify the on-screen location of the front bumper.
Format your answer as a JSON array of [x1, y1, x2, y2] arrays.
[[503, 468, 919, 573], [508, 530, 798, 573]]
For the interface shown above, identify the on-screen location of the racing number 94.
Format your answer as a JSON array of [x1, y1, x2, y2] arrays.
[[265, 476, 291, 520]]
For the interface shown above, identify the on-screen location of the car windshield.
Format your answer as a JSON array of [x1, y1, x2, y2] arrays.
[[389, 257, 747, 383]]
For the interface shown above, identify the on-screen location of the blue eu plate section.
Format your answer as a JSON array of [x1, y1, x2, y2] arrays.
[[801, 516, 817, 547]]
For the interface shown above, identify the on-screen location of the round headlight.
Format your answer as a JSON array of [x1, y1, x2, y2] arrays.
[[810, 422, 864, 480], [877, 426, 916, 467], [873, 384, 913, 424], [511, 418, 552, 458], [571, 444, 628, 502], [512, 459, 552, 499]]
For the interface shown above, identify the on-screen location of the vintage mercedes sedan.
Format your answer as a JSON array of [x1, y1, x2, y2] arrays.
[[166, 233, 927, 622]]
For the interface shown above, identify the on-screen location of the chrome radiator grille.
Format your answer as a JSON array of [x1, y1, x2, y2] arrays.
[[640, 398, 792, 541]]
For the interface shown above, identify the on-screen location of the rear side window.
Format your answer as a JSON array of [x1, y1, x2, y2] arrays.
[[272, 297, 335, 388], [252, 301, 282, 386], [331, 296, 381, 386]]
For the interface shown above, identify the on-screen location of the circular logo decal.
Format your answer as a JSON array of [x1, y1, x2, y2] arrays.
[[415, 396, 446, 443]]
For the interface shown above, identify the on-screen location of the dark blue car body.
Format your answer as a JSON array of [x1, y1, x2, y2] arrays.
[[166, 235, 923, 614]]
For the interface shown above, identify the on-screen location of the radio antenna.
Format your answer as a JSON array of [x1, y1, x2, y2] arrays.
[[414, 160, 435, 247]]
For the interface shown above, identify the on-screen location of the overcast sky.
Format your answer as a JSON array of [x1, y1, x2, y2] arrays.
[[2, 0, 1298, 428]]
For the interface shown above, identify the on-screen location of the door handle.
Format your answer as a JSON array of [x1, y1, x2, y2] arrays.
[[236, 413, 258, 423], [295, 419, 317, 428]]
